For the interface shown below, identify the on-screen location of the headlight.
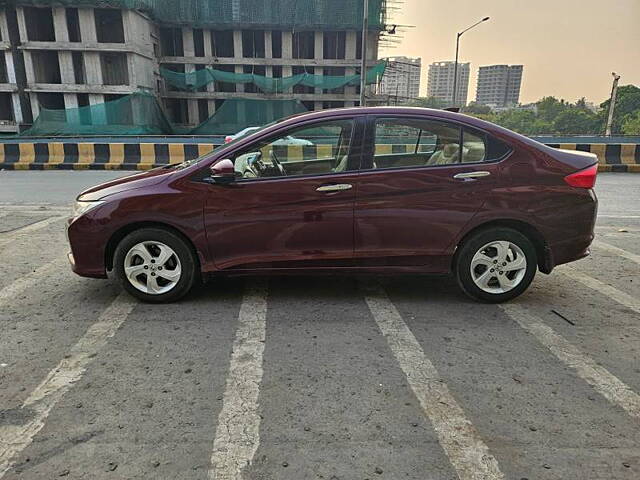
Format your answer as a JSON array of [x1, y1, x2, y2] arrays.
[[72, 200, 105, 219]]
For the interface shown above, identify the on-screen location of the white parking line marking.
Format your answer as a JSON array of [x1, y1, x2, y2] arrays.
[[0, 260, 64, 306], [593, 240, 640, 265], [209, 280, 268, 480], [501, 304, 640, 418], [0, 216, 65, 236], [362, 281, 504, 480], [0, 293, 136, 478], [560, 266, 640, 315], [597, 215, 640, 219]]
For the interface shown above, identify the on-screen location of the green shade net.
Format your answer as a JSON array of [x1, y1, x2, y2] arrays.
[[190, 98, 307, 135], [2, 0, 386, 30], [19, 93, 308, 136], [161, 62, 387, 93], [21, 92, 174, 136]]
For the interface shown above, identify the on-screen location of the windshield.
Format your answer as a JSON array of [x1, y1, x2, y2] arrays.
[[171, 112, 310, 169]]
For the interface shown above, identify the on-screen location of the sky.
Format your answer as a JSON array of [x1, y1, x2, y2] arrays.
[[378, 0, 640, 105]]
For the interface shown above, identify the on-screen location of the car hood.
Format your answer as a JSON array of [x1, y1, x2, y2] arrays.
[[78, 167, 173, 201]]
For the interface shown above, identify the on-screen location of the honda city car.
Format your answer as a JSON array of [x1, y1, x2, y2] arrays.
[[67, 107, 598, 303]]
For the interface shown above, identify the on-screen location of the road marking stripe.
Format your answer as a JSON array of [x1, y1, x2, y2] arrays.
[[560, 266, 640, 315], [597, 215, 640, 219], [209, 280, 268, 480], [362, 281, 504, 480], [501, 304, 640, 418], [593, 240, 640, 265], [0, 260, 63, 306], [0, 293, 136, 477], [0, 216, 65, 236]]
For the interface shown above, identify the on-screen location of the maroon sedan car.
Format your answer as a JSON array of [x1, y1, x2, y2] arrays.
[[67, 107, 598, 303]]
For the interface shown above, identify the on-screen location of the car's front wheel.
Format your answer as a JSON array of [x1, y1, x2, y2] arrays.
[[113, 228, 197, 303], [455, 227, 537, 303]]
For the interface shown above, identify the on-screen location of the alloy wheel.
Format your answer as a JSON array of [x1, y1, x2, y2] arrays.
[[470, 241, 528, 294], [123, 241, 182, 295]]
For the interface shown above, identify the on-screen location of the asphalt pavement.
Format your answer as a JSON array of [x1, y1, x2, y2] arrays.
[[0, 172, 639, 479]]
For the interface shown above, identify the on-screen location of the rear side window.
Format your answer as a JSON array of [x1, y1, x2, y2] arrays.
[[371, 117, 511, 170]]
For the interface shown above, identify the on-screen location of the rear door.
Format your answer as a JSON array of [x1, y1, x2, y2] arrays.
[[203, 116, 364, 270], [354, 115, 507, 270]]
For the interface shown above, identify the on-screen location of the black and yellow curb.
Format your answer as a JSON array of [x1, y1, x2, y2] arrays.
[[0, 142, 638, 171], [0, 143, 217, 171]]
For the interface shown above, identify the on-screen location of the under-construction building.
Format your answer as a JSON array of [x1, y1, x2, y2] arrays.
[[0, 0, 386, 134]]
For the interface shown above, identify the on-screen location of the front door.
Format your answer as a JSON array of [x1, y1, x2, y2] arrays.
[[204, 117, 362, 270], [355, 115, 506, 271]]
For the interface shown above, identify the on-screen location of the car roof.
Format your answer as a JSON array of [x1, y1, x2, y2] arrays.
[[274, 106, 494, 132]]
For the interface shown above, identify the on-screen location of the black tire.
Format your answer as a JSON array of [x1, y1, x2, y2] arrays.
[[113, 228, 197, 303], [455, 227, 537, 303]]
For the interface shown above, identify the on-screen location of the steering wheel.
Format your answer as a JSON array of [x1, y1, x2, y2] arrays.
[[269, 150, 287, 176]]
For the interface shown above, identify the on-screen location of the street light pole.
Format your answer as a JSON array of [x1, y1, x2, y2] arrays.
[[605, 72, 621, 136], [452, 16, 490, 107], [359, 0, 369, 107]]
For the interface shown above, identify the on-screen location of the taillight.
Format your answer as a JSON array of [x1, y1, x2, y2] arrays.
[[564, 164, 598, 189]]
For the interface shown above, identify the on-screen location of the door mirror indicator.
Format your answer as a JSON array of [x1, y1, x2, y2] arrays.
[[209, 159, 236, 184]]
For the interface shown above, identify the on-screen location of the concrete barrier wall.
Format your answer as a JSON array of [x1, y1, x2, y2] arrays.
[[0, 142, 639, 172]]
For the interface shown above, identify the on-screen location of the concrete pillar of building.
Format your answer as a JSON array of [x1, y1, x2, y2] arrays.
[[281, 31, 293, 82], [52, 7, 69, 42], [203, 30, 213, 57], [233, 30, 243, 59], [64, 93, 81, 124], [264, 31, 272, 59], [126, 53, 138, 88], [4, 51, 17, 84], [344, 66, 356, 98], [235, 65, 244, 93], [89, 94, 106, 124], [11, 93, 24, 124], [0, 10, 8, 42], [78, 8, 97, 43], [345, 32, 357, 60], [314, 32, 323, 60], [29, 93, 40, 120], [84, 52, 102, 85], [22, 50, 35, 84], [16, 7, 28, 43], [64, 93, 78, 109], [183, 27, 195, 57], [188, 100, 199, 125], [314, 66, 322, 96], [58, 51, 75, 84]]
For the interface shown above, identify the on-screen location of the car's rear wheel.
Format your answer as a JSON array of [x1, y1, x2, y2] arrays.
[[455, 227, 537, 303], [113, 228, 197, 303]]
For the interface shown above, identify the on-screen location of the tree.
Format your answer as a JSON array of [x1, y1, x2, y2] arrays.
[[622, 110, 640, 135], [463, 102, 492, 115], [536, 96, 569, 123], [599, 85, 640, 134], [552, 109, 600, 134], [407, 97, 446, 109]]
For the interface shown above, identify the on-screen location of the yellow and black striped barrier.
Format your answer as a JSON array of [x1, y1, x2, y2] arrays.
[[0, 142, 638, 172]]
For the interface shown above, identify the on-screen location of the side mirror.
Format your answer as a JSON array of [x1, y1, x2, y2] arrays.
[[209, 159, 236, 184]]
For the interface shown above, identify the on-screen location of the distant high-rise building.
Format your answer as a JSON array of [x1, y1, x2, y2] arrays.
[[427, 61, 470, 106], [379, 57, 422, 103], [475, 65, 524, 108]]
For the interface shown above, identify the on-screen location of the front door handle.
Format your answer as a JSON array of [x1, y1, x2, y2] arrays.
[[316, 183, 353, 193], [453, 171, 491, 180]]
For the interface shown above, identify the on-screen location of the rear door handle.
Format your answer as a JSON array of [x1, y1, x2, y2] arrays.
[[316, 183, 353, 193], [453, 171, 491, 179]]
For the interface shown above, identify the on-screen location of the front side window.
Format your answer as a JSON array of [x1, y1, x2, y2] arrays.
[[371, 117, 506, 170], [231, 120, 355, 180]]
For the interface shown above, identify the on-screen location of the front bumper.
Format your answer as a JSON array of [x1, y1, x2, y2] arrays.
[[67, 216, 109, 279]]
